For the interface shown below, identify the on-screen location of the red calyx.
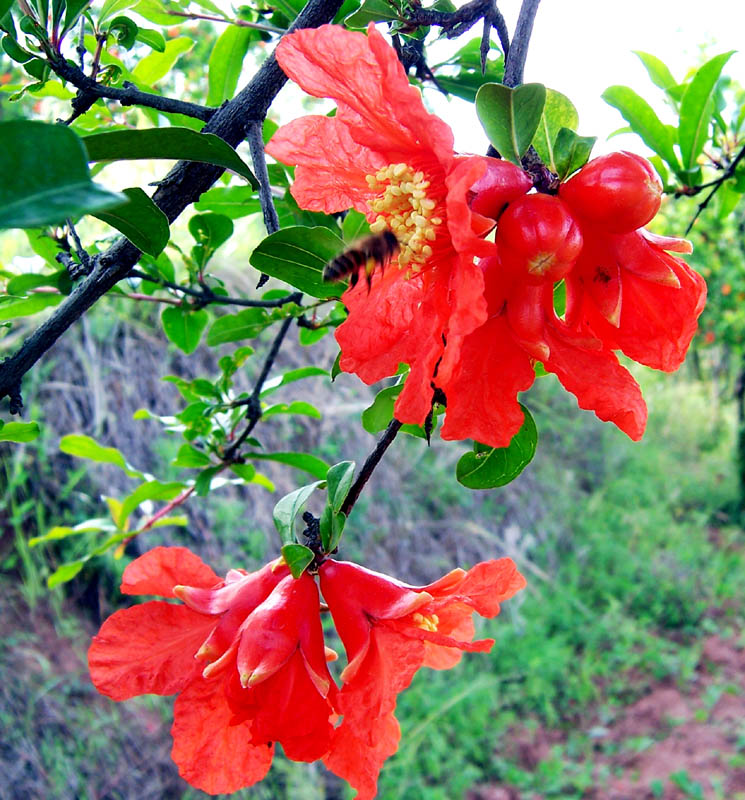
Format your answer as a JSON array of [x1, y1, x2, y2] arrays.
[[467, 157, 533, 220]]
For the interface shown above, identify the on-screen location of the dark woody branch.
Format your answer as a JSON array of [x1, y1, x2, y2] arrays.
[[0, 0, 345, 408]]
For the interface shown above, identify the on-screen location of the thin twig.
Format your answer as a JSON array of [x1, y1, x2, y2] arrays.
[[128, 269, 301, 308], [246, 119, 280, 288], [503, 0, 541, 87], [685, 143, 745, 234], [493, 4, 510, 57], [405, 0, 491, 38], [340, 419, 403, 517], [50, 56, 217, 123], [166, 10, 285, 34], [140, 486, 195, 532], [222, 309, 299, 460]]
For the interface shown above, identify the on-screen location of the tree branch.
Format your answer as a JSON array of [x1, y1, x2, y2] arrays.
[[0, 0, 345, 409], [340, 419, 403, 517], [685, 143, 745, 234], [166, 10, 285, 35], [405, 0, 492, 38], [503, 0, 541, 87], [49, 56, 217, 123]]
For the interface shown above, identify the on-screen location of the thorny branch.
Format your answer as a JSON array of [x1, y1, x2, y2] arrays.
[[49, 55, 218, 124], [0, 0, 345, 408], [684, 143, 745, 234]]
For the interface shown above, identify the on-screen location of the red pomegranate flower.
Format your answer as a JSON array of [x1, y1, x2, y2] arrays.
[[266, 23, 531, 426], [88, 547, 337, 795], [318, 558, 526, 799]]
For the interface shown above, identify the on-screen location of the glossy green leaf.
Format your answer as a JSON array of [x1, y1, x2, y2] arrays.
[[83, 127, 258, 187], [0, 0, 12, 22], [456, 405, 537, 490], [229, 463, 256, 482], [48, 560, 85, 588], [7, 270, 72, 295], [532, 88, 578, 171], [553, 128, 596, 181], [361, 384, 402, 433], [161, 307, 209, 354], [173, 443, 213, 468], [135, 27, 166, 52], [326, 460, 355, 514], [260, 366, 329, 397], [319, 505, 346, 552], [108, 15, 138, 49], [0, 293, 62, 320], [273, 481, 324, 544], [602, 85, 681, 171], [262, 401, 321, 420], [99, 0, 137, 23], [194, 465, 222, 496], [345, 0, 400, 27], [60, 433, 145, 478], [0, 420, 40, 442], [93, 187, 169, 256], [188, 212, 234, 268], [281, 543, 315, 578], [342, 209, 371, 242], [476, 82, 547, 165], [2, 34, 33, 62], [207, 24, 251, 106], [249, 226, 346, 299], [0, 121, 124, 229], [206, 307, 273, 346], [250, 451, 329, 479], [132, 36, 193, 84], [633, 51, 677, 93], [194, 185, 259, 219], [679, 51, 734, 173], [431, 38, 504, 103], [118, 480, 184, 527]]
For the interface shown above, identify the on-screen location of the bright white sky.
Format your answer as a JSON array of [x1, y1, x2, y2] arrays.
[[426, 0, 744, 155]]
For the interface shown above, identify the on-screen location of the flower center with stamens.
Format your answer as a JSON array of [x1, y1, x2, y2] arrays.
[[412, 612, 440, 632], [366, 162, 443, 270]]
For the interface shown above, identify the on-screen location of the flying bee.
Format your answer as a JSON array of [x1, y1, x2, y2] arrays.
[[323, 230, 400, 291]]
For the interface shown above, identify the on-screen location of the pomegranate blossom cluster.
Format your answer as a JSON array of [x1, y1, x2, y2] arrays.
[[267, 24, 706, 447], [88, 547, 525, 797]]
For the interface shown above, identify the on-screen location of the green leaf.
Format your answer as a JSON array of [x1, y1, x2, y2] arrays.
[[532, 88, 578, 171], [250, 451, 329, 479], [161, 306, 209, 354], [108, 15, 138, 49], [132, 36, 193, 85], [188, 212, 234, 268], [361, 384, 402, 433], [475, 82, 547, 165], [260, 366, 329, 397], [262, 401, 321, 420], [679, 51, 734, 173], [194, 465, 222, 496], [30, 518, 113, 546], [206, 307, 273, 346], [93, 187, 169, 256], [0, 121, 124, 229], [249, 226, 346, 298], [345, 0, 400, 27], [99, 0, 137, 23], [7, 270, 72, 295], [0, 420, 40, 442], [456, 405, 537, 490], [319, 505, 346, 552], [0, 294, 62, 321], [207, 24, 251, 106], [194, 185, 259, 219], [59, 433, 145, 478], [633, 51, 677, 93], [48, 560, 85, 588], [553, 128, 596, 181], [602, 85, 681, 171], [229, 463, 256, 482], [280, 543, 315, 578], [2, 34, 34, 63], [83, 127, 258, 187], [342, 209, 371, 242], [118, 480, 184, 527], [132, 0, 178, 25], [173, 443, 213, 468], [326, 460, 355, 514], [431, 37, 504, 103], [273, 482, 324, 544]]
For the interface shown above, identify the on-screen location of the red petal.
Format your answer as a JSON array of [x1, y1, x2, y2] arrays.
[[171, 675, 273, 795], [88, 602, 215, 700], [543, 326, 648, 440], [574, 235, 623, 326], [612, 232, 680, 286], [121, 546, 219, 597], [641, 229, 693, 254], [266, 115, 384, 214], [439, 315, 535, 448], [452, 558, 528, 617]]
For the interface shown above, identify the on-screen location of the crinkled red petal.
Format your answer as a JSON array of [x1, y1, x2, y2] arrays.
[[266, 115, 384, 214], [171, 674, 274, 795], [88, 602, 215, 700], [450, 558, 528, 617], [543, 326, 648, 440], [439, 314, 535, 448], [120, 546, 219, 597]]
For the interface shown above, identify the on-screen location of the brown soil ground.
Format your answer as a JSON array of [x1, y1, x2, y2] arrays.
[[470, 634, 745, 800]]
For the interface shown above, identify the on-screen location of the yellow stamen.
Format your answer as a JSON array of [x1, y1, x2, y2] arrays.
[[412, 612, 440, 632]]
